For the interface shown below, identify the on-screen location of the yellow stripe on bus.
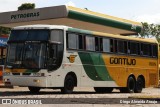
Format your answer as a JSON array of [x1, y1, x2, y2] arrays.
[[102, 54, 158, 87]]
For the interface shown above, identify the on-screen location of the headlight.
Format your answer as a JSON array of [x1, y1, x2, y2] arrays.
[[4, 78, 9, 82]]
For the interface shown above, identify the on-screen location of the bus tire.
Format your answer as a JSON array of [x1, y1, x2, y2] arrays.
[[120, 76, 135, 93], [94, 87, 113, 93], [61, 75, 74, 94], [135, 77, 144, 93], [28, 86, 41, 93], [127, 76, 135, 93]]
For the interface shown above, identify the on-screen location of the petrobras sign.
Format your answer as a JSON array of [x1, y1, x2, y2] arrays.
[[10, 9, 40, 22], [11, 12, 40, 20], [0, 37, 8, 47]]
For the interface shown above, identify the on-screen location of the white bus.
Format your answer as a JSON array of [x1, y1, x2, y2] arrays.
[[3, 25, 159, 94]]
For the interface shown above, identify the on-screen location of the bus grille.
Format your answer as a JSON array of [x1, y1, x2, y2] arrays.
[[22, 73, 31, 76], [12, 73, 31, 76], [12, 73, 20, 75]]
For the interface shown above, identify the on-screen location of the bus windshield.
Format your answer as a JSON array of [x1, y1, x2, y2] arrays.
[[6, 29, 64, 70], [6, 29, 50, 69], [7, 42, 47, 69]]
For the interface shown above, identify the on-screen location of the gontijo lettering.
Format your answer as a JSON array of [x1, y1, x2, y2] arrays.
[[11, 12, 40, 20], [110, 57, 136, 65]]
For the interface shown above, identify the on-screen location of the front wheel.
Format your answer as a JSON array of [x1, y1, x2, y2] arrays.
[[61, 75, 74, 94], [28, 86, 41, 93]]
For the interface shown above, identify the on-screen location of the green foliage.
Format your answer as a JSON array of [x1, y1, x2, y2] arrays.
[[18, 3, 35, 10], [140, 22, 160, 43], [0, 26, 11, 35]]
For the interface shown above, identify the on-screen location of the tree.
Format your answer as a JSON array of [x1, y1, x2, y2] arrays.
[[18, 3, 35, 11], [140, 22, 160, 43], [0, 26, 11, 36]]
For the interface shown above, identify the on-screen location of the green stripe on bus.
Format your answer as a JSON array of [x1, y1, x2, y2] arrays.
[[78, 52, 113, 81], [96, 54, 113, 81], [68, 10, 142, 33]]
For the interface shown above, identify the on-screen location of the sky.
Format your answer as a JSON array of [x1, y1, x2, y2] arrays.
[[0, 0, 160, 24]]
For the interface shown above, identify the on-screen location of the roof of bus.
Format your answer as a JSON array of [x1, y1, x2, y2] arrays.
[[13, 24, 69, 30], [12, 24, 157, 44]]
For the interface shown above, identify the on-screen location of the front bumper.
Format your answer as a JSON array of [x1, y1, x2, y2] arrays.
[[3, 76, 47, 87]]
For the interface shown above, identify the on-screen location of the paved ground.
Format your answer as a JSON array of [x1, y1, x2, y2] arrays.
[[0, 86, 160, 107]]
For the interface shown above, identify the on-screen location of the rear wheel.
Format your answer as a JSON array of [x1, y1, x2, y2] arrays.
[[28, 86, 41, 93], [135, 77, 144, 93], [120, 76, 135, 93], [94, 87, 113, 93], [61, 75, 74, 94]]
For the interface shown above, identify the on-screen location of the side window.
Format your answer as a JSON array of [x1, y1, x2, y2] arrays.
[[114, 40, 118, 53], [49, 44, 57, 61], [100, 38, 113, 53], [137, 43, 140, 55], [103, 38, 110, 52], [110, 39, 114, 52], [51, 30, 63, 43], [130, 42, 138, 55], [95, 37, 99, 51], [118, 40, 127, 54], [141, 43, 150, 56], [100, 38, 103, 51], [86, 36, 95, 51], [48, 43, 64, 71], [67, 33, 78, 49], [149, 44, 152, 56], [124, 41, 127, 54], [152, 44, 158, 57], [78, 35, 84, 50]]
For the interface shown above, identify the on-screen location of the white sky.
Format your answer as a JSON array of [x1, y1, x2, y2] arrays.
[[0, 0, 160, 24]]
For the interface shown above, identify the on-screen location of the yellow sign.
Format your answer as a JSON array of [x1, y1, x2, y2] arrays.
[[67, 55, 77, 63]]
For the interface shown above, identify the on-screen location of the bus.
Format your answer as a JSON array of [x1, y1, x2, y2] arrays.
[[3, 25, 159, 94]]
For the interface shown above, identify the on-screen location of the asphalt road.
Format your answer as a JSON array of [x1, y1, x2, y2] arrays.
[[0, 86, 160, 107]]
